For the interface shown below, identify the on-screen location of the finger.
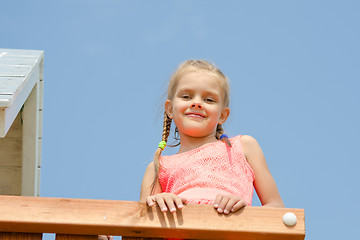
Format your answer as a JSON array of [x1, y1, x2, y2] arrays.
[[164, 197, 177, 213], [155, 196, 168, 212], [98, 236, 107, 240], [146, 196, 155, 207], [217, 196, 230, 213], [231, 200, 247, 212], [223, 198, 238, 214], [214, 194, 223, 208], [174, 197, 185, 209]]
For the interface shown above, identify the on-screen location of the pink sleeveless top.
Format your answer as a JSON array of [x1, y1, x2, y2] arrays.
[[159, 135, 255, 206]]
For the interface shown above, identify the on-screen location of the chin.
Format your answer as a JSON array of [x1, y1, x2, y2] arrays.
[[181, 129, 214, 138]]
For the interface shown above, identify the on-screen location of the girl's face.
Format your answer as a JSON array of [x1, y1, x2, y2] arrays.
[[165, 71, 229, 139]]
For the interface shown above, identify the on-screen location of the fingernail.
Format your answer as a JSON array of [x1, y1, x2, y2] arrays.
[[217, 208, 223, 213], [148, 202, 154, 207], [214, 204, 218, 208], [178, 204, 183, 209], [170, 207, 176, 212], [224, 210, 229, 214], [231, 208, 235, 212], [161, 207, 167, 212]]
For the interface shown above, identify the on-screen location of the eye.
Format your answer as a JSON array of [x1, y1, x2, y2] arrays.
[[181, 95, 191, 100], [205, 98, 216, 103]]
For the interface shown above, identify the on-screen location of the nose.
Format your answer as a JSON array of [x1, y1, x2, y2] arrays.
[[191, 102, 203, 109]]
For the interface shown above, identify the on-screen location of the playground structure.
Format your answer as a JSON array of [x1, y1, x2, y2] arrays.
[[0, 49, 43, 196], [0, 49, 305, 239]]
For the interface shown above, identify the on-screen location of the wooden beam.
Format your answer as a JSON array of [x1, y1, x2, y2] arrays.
[[0, 232, 42, 240], [55, 234, 97, 240], [122, 238, 162, 240], [21, 81, 40, 196], [0, 195, 305, 240]]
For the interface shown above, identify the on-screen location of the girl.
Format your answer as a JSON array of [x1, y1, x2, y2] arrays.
[[140, 60, 284, 214]]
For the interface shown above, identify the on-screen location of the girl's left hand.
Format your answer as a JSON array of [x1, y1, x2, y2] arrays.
[[214, 194, 247, 214], [98, 235, 113, 240]]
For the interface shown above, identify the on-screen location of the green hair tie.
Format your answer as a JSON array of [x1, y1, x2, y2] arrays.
[[158, 141, 167, 150]]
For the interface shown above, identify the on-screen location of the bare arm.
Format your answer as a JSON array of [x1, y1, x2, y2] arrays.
[[241, 135, 284, 208], [140, 161, 161, 201]]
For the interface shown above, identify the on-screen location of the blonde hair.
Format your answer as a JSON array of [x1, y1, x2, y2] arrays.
[[151, 60, 231, 194]]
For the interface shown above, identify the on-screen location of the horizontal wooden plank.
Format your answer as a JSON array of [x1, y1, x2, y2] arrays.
[[0, 65, 33, 77], [0, 49, 43, 58], [56, 234, 98, 240], [0, 232, 42, 240], [0, 95, 12, 103], [0, 76, 25, 82], [0, 86, 18, 93], [0, 59, 35, 64], [0, 195, 305, 240]]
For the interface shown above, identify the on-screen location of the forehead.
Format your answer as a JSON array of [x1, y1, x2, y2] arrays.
[[176, 71, 222, 93]]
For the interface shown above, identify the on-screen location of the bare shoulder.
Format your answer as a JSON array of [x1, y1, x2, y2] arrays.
[[144, 161, 155, 177], [240, 135, 258, 145], [240, 135, 262, 153], [146, 161, 155, 169], [240, 135, 266, 167]]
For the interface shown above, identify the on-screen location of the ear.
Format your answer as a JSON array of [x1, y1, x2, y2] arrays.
[[218, 107, 230, 125], [165, 99, 173, 119]]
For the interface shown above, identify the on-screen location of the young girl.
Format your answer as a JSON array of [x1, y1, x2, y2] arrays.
[[140, 60, 284, 214], [99, 60, 284, 239]]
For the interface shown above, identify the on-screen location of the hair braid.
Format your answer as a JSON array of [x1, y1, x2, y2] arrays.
[[151, 111, 172, 194], [216, 124, 232, 147]]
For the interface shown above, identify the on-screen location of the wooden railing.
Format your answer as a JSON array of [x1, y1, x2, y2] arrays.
[[0, 195, 305, 240]]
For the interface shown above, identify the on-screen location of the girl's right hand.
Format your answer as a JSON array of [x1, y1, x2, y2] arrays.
[[146, 193, 187, 212]]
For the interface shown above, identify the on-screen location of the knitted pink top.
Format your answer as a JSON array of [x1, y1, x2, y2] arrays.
[[159, 135, 255, 206]]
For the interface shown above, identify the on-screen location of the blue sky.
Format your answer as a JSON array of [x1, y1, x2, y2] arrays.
[[1, 1, 359, 239]]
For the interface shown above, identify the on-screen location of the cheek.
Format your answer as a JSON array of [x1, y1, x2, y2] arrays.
[[173, 101, 187, 112]]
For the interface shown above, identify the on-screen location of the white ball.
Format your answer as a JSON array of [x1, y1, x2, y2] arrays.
[[283, 212, 297, 226]]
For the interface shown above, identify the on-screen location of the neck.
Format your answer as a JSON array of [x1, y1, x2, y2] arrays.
[[177, 133, 218, 154]]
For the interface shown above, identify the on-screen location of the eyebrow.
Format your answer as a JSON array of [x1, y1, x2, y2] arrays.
[[177, 88, 219, 96]]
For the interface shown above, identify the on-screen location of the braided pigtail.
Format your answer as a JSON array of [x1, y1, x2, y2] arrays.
[[151, 111, 172, 195], [216, 124, 232, 147]]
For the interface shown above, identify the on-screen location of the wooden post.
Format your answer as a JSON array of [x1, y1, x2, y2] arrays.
[[21, 80, 41, 196]]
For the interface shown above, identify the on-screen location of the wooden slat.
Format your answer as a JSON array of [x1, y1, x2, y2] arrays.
[[55, 234, 97, 240], [0, 195, 305, 240], [0, 232, 42, 240], [0, 65, 32, 77]]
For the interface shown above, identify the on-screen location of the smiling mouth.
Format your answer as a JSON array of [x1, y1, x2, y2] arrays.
[[185, 113, 206, 118]]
